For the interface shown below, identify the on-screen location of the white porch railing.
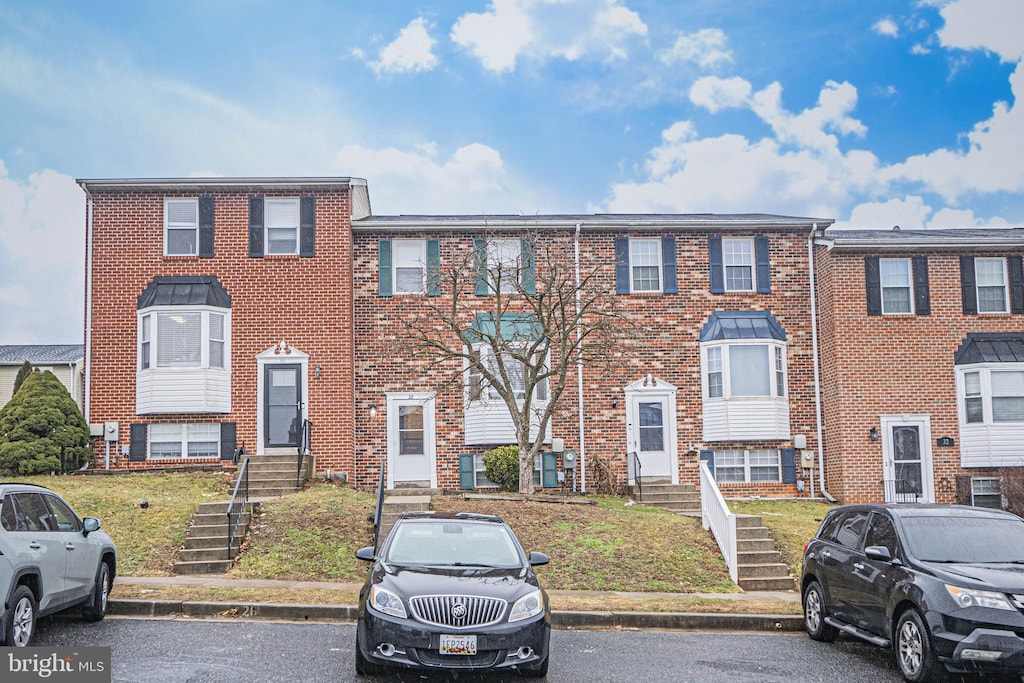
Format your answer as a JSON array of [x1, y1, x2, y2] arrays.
[[699, 460, 738, 584]]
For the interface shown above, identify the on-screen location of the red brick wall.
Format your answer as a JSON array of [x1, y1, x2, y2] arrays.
[[814, 246, 1024, 503], [86, 187, 355, 473]]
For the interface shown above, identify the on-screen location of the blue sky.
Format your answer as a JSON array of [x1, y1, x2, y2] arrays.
[[1, 0, 1022, 343]]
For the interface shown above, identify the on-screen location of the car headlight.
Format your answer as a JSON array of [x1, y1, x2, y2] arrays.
[[368, 586, 407, 619], [945, 584, 1015, 611], [508, 590, 544, 623]]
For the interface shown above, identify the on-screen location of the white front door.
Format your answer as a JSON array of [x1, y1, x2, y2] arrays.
[[387, 393, 436, 488], [881, 415, 935, 503], [626, 394, 675, 481]]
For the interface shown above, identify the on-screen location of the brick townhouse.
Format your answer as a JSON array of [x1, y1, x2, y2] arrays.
[[813, 228, 1024, 505]]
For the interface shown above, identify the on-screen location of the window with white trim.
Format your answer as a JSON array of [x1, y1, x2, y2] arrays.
[[714, 449, 782, 483], [971, 477, 1002, 509], [473, 453, 541, 488], [392, 239, 426, 294], [165, 199, 198, 255], [398, 406, 425, 455], [880, 258, 913, 314], [467, 345, 549, 402], [723, 239, 754, 291], [629, 239, 661, 292], [976, 257, 1009, 313], [138, 308, 230, 370], [703, 341, 787, 400], [959, 366, 1024, 425], [265, 198, 299, 255], [487, 239, 521, 294], [148, 423, 220, 458]]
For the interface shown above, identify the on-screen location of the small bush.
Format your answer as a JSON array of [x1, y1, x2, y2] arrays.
[[0, 370, 91, 475], [482, 445, 520, 492]]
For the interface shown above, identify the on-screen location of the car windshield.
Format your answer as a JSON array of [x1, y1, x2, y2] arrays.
[[385, 521, 523, 568], [902, 515, 1024, 563]]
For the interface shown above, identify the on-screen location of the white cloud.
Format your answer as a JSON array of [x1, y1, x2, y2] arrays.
[[659, 28, 732, 68], [872, 18, 900, 38], [370, 17, 438, 75], [928, 206, 1008, 227], [936, 0, 1024, 62], [0, 162, 85, 343], [451, 0, 647, 74], [911, 43, 932, 55], [689, 76, 751, 113], [836, 196, 932, 229]]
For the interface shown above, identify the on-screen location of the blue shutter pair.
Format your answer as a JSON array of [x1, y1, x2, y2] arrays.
[[708, 236, 771, 294], [472, 238, 537, 295], [378, 238, 441, 296], [614, 236, 677, 294]]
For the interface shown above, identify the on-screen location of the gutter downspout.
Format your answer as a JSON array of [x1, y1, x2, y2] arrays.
[[82, 184, 94, 426], [808, 223, 836, 502], [574, 222, 586, 493]]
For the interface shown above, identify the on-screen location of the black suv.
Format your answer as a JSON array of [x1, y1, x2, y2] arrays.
[[801, 504, 1024, 682]]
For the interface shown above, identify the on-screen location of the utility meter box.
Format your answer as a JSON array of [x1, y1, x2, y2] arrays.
[[800, 449, 816, 468], [562, 449, 578, 469], [104, 421, 119, 442]]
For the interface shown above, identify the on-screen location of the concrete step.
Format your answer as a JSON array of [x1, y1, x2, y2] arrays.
[[173, 560, 234, 574], [739, 576, 797, 591], [383, 495, 431, 512], [735, 514, 764, 528], [735, 525, 772, 540], [737, 562, 791, 579], [187, 523, 231, 537], [736, 538, 777, 552], [245, 455, 301, 465], [737, 550, 784, 565], [646, 502, 700, 513], [179, 547, 233, 562], [184, 536, 243, 551], [638, 491, 701, 503], [248, 486, 300, 497], [195, 501, 232, 514], [193, 512, 250, 527]]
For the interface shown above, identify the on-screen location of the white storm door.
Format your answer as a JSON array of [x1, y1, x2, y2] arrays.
[[628, 396, 673, 479], [881, 416, 934, 503], [387, 394, 436, 487]]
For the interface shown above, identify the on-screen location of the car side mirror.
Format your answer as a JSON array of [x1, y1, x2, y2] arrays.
[[528, 551, 549, 566], [356, 546, 376, 562], [83, 517, 101, 536], [864, 545, 894, 563]]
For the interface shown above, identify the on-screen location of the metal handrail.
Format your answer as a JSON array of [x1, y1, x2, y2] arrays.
[[883, 478, 918, 503], [227, 457, 250, 560], [627, 451, 642, 501], [699, 460, 738, 584], [373, 460, 386, 552], [296, 419, 312, 488]]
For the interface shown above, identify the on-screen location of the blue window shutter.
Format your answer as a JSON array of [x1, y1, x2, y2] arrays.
[[782, 448, 796, 484], [198, 196, 215, 258], [960, 256, 977, 314], [129, 424, 147, 462], [426, 238, 441, 297], [299, 196, 316, 258], [459, 454, 475, 490], [709, 236, 724, 293], [521, 237, 536, 295], [755, 236, 771, 294], [699, 450, 715, 475], [913, 255, 931, 315], [614, 237, 630, 294], [474, 238, 489, 296], [219, 422, 236, 461], [378, 239, 392, 296], [1009, 256, 1024, 314], [662, 236, 677, 294], [542, 452, 558, 488], [865, 257, 882, 316], [248, 197, 264, 258]]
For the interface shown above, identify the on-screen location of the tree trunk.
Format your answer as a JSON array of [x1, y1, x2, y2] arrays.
[[519, 437, 535, 494]]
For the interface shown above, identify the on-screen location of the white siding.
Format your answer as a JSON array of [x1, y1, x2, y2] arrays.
[[702, 398, 790, 442], [464, 401, 550, 446], [136, 368, 231, 414], [960, 424, 1024, 467], [0, 365, 81, 411]]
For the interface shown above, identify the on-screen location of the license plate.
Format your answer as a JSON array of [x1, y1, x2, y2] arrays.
[[439, 634, 477, 655]]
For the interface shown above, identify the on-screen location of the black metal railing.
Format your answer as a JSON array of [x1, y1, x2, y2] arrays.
[[628, 451, 642, 501], [373, 460, 386, 552], [296, 419, 312, 488], [227, 457, 250, 559], [882, 478, 919, 503]]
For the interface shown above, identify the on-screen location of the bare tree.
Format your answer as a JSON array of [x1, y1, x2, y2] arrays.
[[400, 230, 635, 493]]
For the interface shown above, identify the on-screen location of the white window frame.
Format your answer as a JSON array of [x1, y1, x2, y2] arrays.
[[164, 198, 199, 256], [148, 423, 221, 459], [701, 340, 788, 400], [137, 306, 232, 372], [473, 453, 541, 488], [971, 477, 1002, 509], [265, 198, 300, 255], [880, 258, 914, 314], [956, 364, 1024, 426], [487, 239, 521, 294], [392, 239, 427, 294], [713, 449, 782, 483], [629, 238, 662, 293], [722, 238, 755, 292], [975, 257, 1009, 314], [466, 344, 549, 403]]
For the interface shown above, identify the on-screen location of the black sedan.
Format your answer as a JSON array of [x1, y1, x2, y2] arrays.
[[354, 511, 551, 677], [801, 503, 1024, 682]]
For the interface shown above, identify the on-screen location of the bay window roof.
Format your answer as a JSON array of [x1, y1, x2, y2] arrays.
[[700, 310, 786, 342], [470, 313, 542, 342], [137, 276, 231, 309], [954, 333, 1024, 365]]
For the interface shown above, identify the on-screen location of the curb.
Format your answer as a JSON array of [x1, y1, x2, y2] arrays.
[[108, 600, 803, 632]]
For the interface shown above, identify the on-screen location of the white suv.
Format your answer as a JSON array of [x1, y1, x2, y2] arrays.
[[0, 483, 117, 646]]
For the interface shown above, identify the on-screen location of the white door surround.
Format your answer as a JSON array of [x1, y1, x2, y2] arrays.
[[624, 375, 679, 485], [386, 392, 437, 489], [880, 414, 935, 503], [256, 342, 309, 455]]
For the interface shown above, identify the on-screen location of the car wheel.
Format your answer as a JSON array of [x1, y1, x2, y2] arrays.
[[354, 631, 383, 676], [894, 609, 947, 683], [803, 580, 838, 642], [519, 655, 549, 678], [82, 562, 111, 622], [3, 585, 37, 647]]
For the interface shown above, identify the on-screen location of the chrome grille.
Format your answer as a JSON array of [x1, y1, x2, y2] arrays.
[[409, 595, 507, 629]]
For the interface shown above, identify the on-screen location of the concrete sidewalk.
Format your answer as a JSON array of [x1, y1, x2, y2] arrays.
[[110, 575, 805, 633]]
